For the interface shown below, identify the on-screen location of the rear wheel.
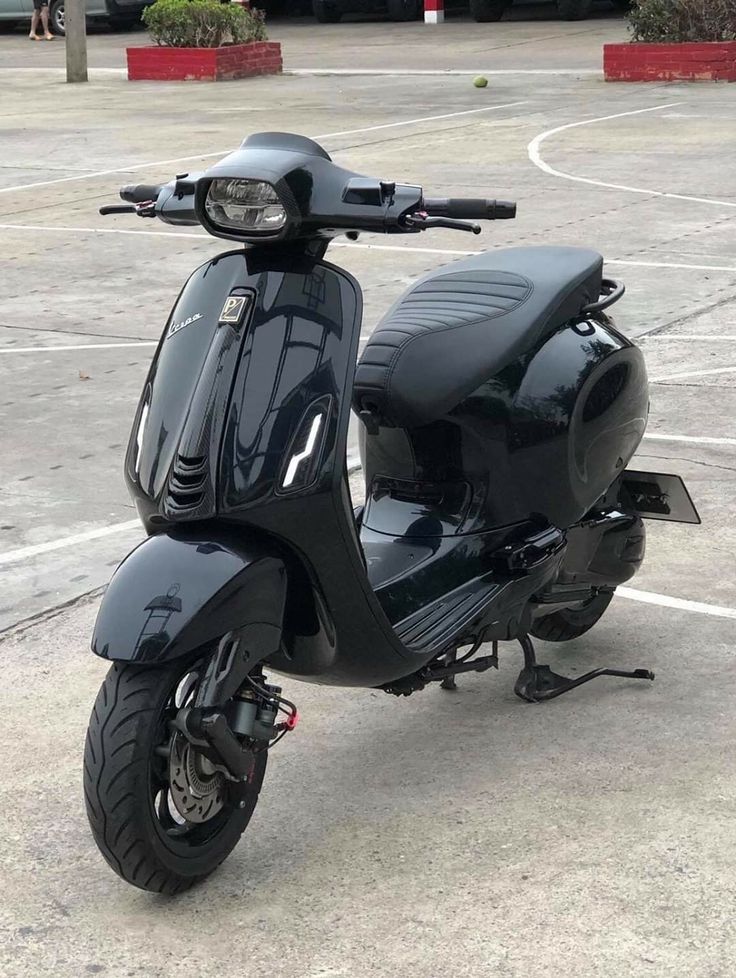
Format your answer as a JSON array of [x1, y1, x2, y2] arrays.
[[312, 0, 342, 22], [84, 659, 266, 894], [530, 590, 614, 643], [469, 0, 509, 22], [387, 0, 421, 20], [556, 0, 593, 19]]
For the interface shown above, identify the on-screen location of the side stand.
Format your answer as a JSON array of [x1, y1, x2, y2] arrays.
[[514, 634, 654, 703]]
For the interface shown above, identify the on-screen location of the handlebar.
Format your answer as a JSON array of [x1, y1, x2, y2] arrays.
[[120, 183, 164, 204], [423, 197, 517, 221]]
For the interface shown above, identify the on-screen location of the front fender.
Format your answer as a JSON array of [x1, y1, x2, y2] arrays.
[[92, 529, 286, 664]]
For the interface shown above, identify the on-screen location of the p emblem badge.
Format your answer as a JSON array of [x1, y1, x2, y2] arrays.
[[219, 293, 251, 326]]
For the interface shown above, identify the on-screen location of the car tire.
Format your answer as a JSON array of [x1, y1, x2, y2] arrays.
[[49, 0, 65, 34], [556, 0, 593, 19], [387, 0, 421, 21], [312, 0, 342, 22], [469, 0, 509, 23]]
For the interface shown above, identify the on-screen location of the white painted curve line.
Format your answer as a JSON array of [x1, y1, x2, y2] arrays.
[[0, 223, 206, 240], [650, 366, 736, 383], [0, 102, 527, 197], [0, 520, 141, 567], [0, 341, 157, 354], [618, 587, 736, 621], [642, 433, 736, 447], [528, 103, 736, 209]]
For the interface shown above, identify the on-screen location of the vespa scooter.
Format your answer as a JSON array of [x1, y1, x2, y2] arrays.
[[84, 132, 699, 893]]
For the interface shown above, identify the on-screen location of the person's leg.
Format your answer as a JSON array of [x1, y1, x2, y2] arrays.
[[40, 2, 53, 38], [29, 2, 41, 38]]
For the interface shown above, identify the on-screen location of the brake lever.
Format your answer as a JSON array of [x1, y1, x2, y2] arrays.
[[99, 202, 157, 218], [404, 214, 481, 235]]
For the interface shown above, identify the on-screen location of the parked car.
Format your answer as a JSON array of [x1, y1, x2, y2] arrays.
[[312, 0, 629, 22], [0, 0, 152, 34]]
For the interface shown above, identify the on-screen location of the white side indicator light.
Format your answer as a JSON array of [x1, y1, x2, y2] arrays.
[[135, 402, 150, 475], [282, 414, 323, 489]]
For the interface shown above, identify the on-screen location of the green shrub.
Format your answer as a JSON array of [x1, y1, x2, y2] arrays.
[[628, 0, 736, 42], [142, 0, 268, 48]]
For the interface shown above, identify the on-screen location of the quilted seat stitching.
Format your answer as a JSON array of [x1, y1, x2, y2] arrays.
[[382, 275, 535, 419]]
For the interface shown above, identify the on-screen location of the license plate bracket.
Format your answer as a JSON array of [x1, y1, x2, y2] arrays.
[[623, 470, 701, 524]]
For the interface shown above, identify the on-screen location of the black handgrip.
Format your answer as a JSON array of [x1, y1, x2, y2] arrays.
[[120, 183, 163, 203], [423, 197, 517, 220], [99, 204, 137, 215]]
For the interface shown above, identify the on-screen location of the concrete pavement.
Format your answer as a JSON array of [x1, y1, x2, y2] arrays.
[[1, 17, 735, 978]]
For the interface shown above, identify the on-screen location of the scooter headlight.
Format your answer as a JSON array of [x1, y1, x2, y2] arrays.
[[204, 179, 287, 234]]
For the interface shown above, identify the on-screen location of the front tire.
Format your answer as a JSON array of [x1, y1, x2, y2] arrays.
[[530, 590, 614, 643], [84, 660, 266, 894], [469, 0, 509, 22], [556, 0, 593, 19]]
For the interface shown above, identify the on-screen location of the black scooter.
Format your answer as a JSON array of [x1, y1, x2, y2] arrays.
[[84, 132, 700, 893]]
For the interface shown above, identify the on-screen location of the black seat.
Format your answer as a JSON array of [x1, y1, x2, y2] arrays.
[[353, 246, 603, 429]]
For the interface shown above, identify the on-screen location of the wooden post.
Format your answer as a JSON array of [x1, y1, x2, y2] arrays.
[[424, 0, 444, 23], [65, 0, 88, 83]]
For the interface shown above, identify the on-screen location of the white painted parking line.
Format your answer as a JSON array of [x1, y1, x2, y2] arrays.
[[0, 459, 363, 566], [4, 223, 736, 277], [289, 69, 600, 77], [640, 335, 736, 341], [0, 102, 527, 196], [642, 433, 736, 447], [610, 259, 736, 273], [651, 366, 736, 383], [0, 341, 157, 354], [528, 103, 736, 209], [0, 521, 141, 567], [2, 518, 733, 622], [617, 587, 736, 621]]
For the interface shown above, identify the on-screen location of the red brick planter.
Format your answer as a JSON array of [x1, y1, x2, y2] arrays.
[[604, 42, 736, 82], [127, 42, 282, 81]]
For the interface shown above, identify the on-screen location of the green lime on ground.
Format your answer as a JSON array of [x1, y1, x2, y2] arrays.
[[473, 76, 488, 88]]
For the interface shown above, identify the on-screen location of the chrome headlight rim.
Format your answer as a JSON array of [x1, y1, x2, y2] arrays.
[[196, 176, 296, 241]]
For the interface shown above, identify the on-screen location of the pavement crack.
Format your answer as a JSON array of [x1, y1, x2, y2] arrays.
[[0, 585, 106, 643], [636, 452, 736, 473], [637, 287, 736, 338], [0, 322, 152, 341]]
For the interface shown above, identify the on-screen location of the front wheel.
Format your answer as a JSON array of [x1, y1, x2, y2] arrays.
[[530, 590, 614, 643], [469, 0, 510, 22], [84, 660, 266, 894]]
